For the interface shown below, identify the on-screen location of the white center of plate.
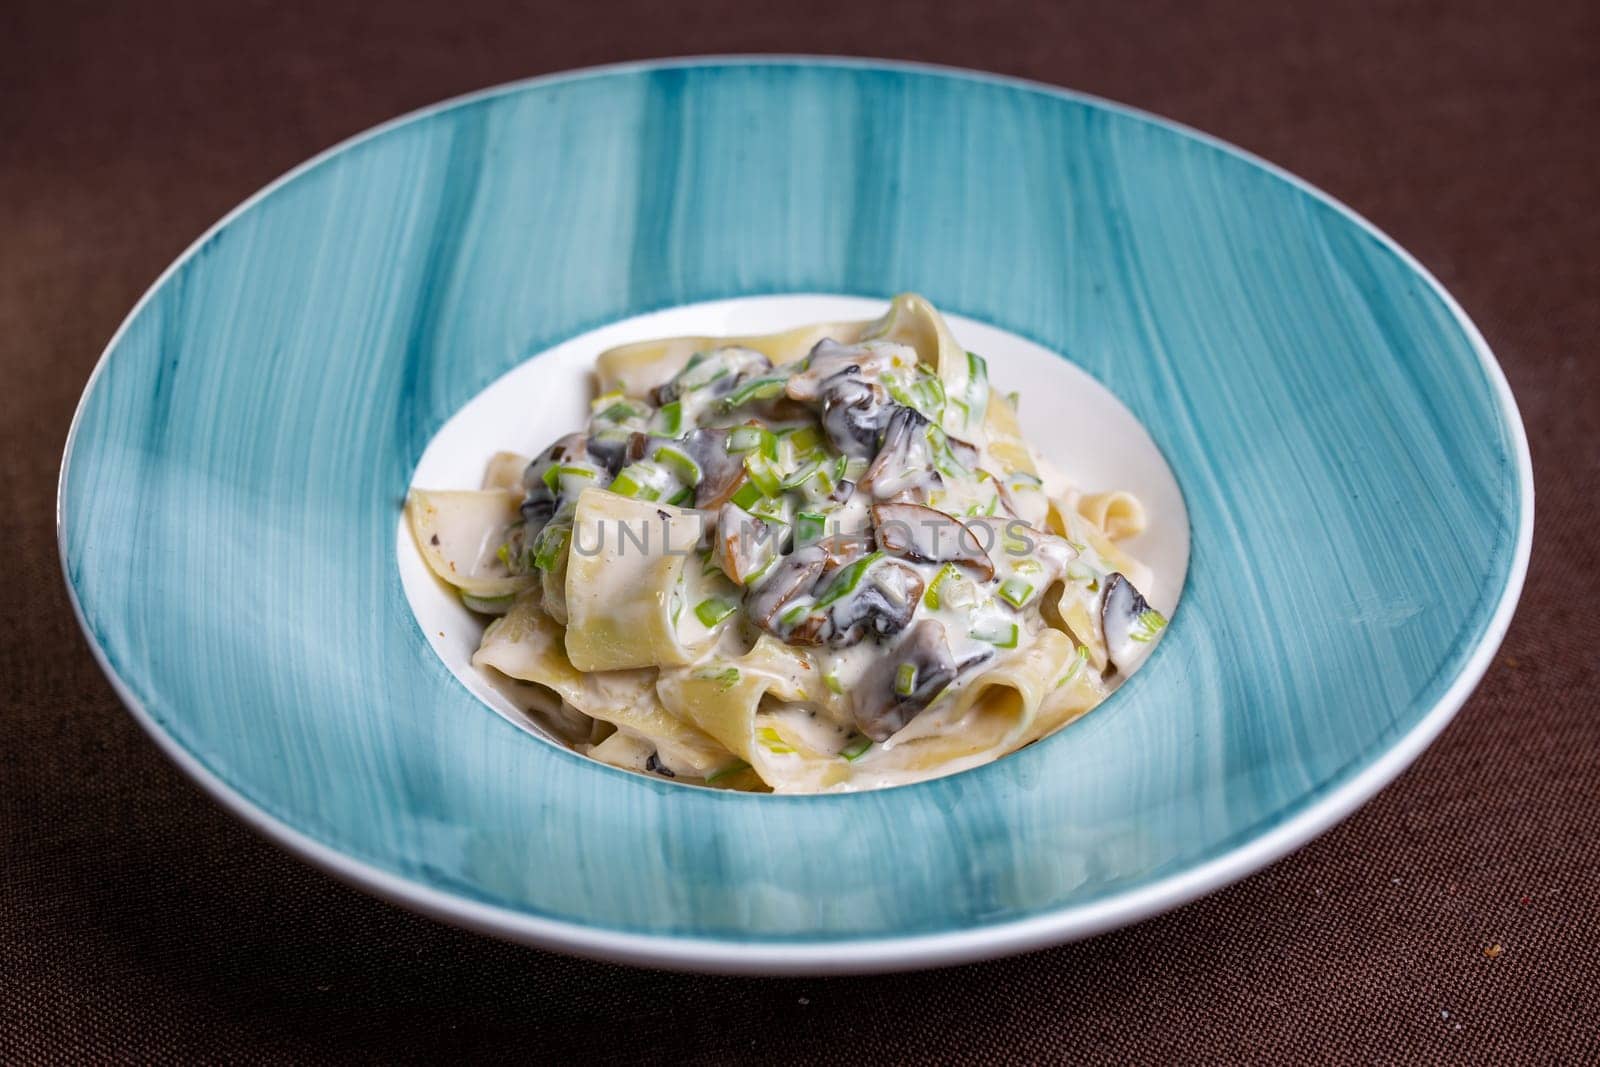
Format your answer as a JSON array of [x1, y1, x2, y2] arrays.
[[397, 294, 1190, 744]]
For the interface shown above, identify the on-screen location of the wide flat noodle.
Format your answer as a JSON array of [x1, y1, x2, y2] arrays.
[[406, 489, 533, 597]]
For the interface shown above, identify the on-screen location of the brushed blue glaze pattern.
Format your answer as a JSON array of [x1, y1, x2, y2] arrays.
[[62, 61, 1524, 949]]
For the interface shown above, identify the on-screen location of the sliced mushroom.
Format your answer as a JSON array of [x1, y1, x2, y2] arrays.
[[682, 427, 743, 509], [858, 406, 940, 501], [745, 543, 829, 632], [870, 502, 995, 580], [711, 504, 780, 586], [784, 339, 898, 402], [651, 346, 773, 405], [825, 559, 923, 646], [850, 620, 993, 740], [817, 374, 893, 458], [1100, 572, 1164, 675], [520, 432, 593, 528]]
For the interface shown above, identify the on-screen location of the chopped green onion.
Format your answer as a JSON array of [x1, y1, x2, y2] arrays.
[[1131, 608, 1168, 642], [596, 400, 643, 423], [999, 577, 1035, 608], [786, 425, 822, 454], [923, 562, 959, 609], [657, 400, 683, 436], [795, 511, 827, 546], [813, 551, 885, 610], [1066, 561, 1096, 583], [964, 350, 990, 428], [717, 376, 786, 411], [1055, 647, 1090, 689], [694, 666, 741, 690], [496, 543, 514, 570], [542, 463, 598, 493], [726, 424, 777, 459], [779, 602, 813, 627], [894, 663, 918, 697], [970, 618, 1019, 648], [693, 597, 739, 628], [780, 461, 822, 491], [743, 452, 783, 497], [589, 389, 626, 413], [840, 735, 872, 761], [729, 479, 765, 512], [1013, 559, 1042, 575], [531, 524, 571, 572], [667, 486, 694, 506], [652, 444, 702, 485], [823, 669, 844, 695], [756, 725, 794, 754]]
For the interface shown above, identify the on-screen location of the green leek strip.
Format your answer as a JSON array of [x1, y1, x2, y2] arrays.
[[717, 376, 786, 411], [923, 562, 959, 609], [823, 669, 844, 695], [693, 597, 739, 628], [657, 400, 684, 436], [1065, 561, 1096, 583], [1131, 608, 1168, 642], [1055, 646, 1090, 689], [795, 511, 826, 546], [729, 479, 765, 512], [653, 443, 702, 485], [694, 666, 741, 690], [786, 425, 822, 454], [589, 389, 626, 413], [460, 591, 516, 615], [894, 663, 918, 697], [814, 551, 885, 610], [704, 759, 750, 784], [1006, 390, 1020, 412], [743, 452, 784, 497], [1013, 559, 1042, 575], [964, 350, 990, 428], [998, 577, 1035, 608], [970, 618, 1019, 649], [779, 601, 812, 627], [531, 524, 571, 572], [667, 486, 694, 506], [596, 400, 644, 423], [780, 461, 822, 491], [542, 463, 598, 492], [610, 461, 669, 501], [840, 735, 872, 761], [726, 424, 777, 459], [756, 726, 794, 754]]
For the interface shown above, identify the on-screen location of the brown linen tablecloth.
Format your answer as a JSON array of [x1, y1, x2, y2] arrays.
[[3, 1, 1596, 1061]]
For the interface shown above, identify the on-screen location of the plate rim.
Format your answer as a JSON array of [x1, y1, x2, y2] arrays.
[[56, 54, 1535, 975]]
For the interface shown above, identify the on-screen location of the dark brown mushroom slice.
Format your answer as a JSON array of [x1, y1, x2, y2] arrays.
[[1100, 572, 1162, 674], [850, 621, 994, 741], [870, 502, 995, 581], [520, 432, 593, 528], [745, 543, 830, 634], [817, 374, 893, 458], [858, 406, 940, 502], [824, 559, 924, 647], [784, 339, 897, 401], [681, 427, 743, 509], [711, 504, 780, 587]]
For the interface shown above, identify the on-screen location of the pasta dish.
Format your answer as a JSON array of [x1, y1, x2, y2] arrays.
[[406, 294, 1167, 792]]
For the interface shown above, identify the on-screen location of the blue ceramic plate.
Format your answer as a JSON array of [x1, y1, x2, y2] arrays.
[[59, 58, 1531, 974]]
